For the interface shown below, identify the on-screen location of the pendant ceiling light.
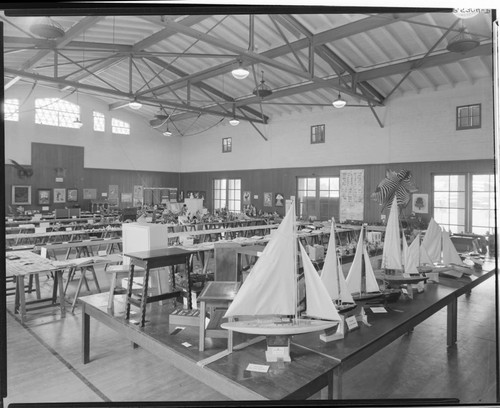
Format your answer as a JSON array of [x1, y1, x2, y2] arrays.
[[232, 61, 249, 80], [163, 127, 172, 137], [229, 117, 240, 126], [129, 98, 142, 110], [446, 23, 479, 53], [332, 93, 346, 109], [30, 17, 65, 39], [253, 71, 273, 98]]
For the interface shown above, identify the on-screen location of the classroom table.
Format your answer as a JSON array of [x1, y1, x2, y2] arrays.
[[291, 260, 496, 399], [124, 247, 194, 327], [6, 250, 66, 323]]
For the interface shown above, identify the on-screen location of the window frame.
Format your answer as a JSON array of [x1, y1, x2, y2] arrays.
[[310, 124, 325, 144], [456, 103, 481, 130], [213, 178, 241, 213], [222, 137, 232, 153]]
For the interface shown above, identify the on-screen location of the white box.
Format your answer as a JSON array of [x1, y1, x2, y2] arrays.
[[307, 244, 324, 261]]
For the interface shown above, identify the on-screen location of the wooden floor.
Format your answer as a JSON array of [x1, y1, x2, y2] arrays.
[[3, 261, 499, 406]]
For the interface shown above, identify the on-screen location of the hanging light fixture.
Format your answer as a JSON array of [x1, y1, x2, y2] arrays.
[[253, 71, 273, 98], [332, 93, 347, 109], [30, 17, 65, 39], [229, 117, 240, 126], [232, 61, 249, 80], [446, 22, 479, 53], [163, 128, 172, 137], [129, 98, 142, 110]]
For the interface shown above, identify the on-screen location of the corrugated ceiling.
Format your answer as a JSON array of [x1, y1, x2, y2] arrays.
[[1, 6, 494, 138]]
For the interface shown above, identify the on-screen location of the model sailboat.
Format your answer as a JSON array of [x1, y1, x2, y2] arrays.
[[320, 218, 357, 313], [221, 203, 341, 361], [421, 218, 474, 276], [378, 196, 428, 287], [345, 223, 383, 301]]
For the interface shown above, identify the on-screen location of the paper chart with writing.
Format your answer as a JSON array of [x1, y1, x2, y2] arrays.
[[339, 169, 364, 222]]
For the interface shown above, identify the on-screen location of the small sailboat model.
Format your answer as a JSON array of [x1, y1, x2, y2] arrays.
[[320, 218, 357, 313], [221, 203, 341, 361], [421, 218, 474, 277], [377, 196, 428, 291], [345, 224, 383, 301]]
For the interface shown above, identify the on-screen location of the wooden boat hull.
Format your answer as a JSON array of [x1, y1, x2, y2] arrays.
[[351, 292, 384, 301], [335, 302, 358, 314], [221, 318, 338, 336]]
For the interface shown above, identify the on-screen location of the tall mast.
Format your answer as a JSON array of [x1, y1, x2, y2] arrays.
[[360, 224, 366, 295]]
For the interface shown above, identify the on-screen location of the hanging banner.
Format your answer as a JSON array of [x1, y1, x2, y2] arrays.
[[339, 169, 364, 222]]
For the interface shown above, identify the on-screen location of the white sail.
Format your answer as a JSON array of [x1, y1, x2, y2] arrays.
[[346, 226, 381, 295], [224, 204, 297, 318], [421, 218, 442, 263], [300, 243, 342, 322], [404, 235, 421, 274], [381, 195, 403, 270], [320, 219, 355, 304], [442, 230, 463, 265], [420, 245, 434, 265]]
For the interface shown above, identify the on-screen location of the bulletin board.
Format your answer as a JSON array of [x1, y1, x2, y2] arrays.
[[339, 169, 364, 222]]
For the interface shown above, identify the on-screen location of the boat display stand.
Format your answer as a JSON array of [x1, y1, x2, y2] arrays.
[[265, 335, 291, 362]]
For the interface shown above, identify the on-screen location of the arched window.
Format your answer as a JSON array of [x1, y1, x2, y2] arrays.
[[35, 98, 81, 128]]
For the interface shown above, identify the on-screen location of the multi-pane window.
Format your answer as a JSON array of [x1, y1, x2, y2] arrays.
[[35, 98, 81, 128], [433, 175, 466, 233], [111, 118, 130, 135], [213, 178, 241, 213], [93, 111, 105, 132], [456, 103, 481, 130], [471, 174, 495, 234], [4, 99, 19, 121], [298, 176, 339, 220], [222, 137, 232, 153], [311, 124, 325, 144]]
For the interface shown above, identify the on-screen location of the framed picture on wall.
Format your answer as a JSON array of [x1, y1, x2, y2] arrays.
[[53, 188, 66, 203], [243, 191, 251, 205], [12, 185, 31, 205], [67, 189, 78, 202], [37, 189, 51, 205], [83, 188, 97, 200], [264, 192, 272, 207], [412, 193, 428, 214], [275, 193, 284, 207]]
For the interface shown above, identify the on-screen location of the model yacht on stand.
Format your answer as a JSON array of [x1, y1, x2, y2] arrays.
[[221, 202, 342, 362], [345, 223, 384, 301], [320, 218, 357, 313], [420, 218, 475, 278], [376, 196, 428, 299]]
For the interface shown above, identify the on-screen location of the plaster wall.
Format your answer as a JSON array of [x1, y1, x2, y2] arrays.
[[180, 79, 494, 172], [4, 85, 182, 172]]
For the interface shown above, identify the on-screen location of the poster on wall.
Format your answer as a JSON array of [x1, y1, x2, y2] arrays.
[[412, 193, 428, 213], [12, 185, 31, 205], [168, 188, 178, 202], [121, 193, 132, 203], [275, 193, 284, 207], [243, 191, 251, 205], [133, 185, 143, 207], [67, 189, 78, 202], [339, 169, 364, 222], [83, 188, 97, 200], [108, 185, 119, 205], [263, 192, 273, 207], [53, 188, 66, 204]]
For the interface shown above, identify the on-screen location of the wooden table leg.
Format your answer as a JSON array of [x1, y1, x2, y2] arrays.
[[199, 300, 206, 351], [139, 268, 150, 327], [332, 365, 343, 399], [17, 274, 27, 324], [125, 264, 135, 320], [82, 303, 90, 364], [57, 270, 66, 318], [447, 298, 458, 347]]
